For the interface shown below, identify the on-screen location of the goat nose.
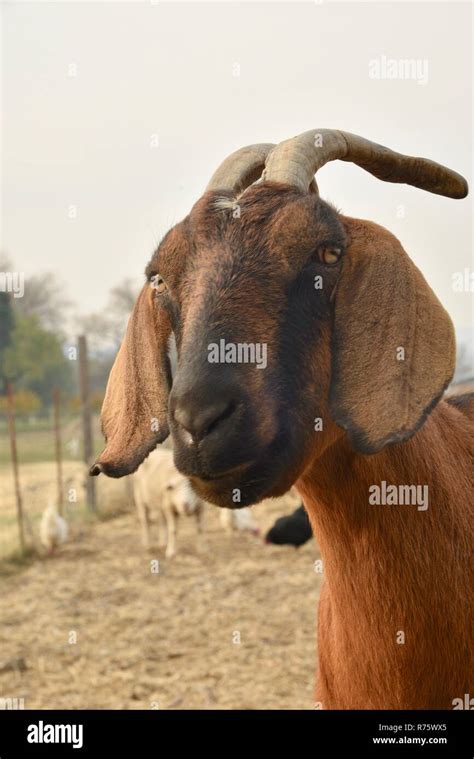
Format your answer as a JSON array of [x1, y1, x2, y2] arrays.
[[172, 392, 237, 443]]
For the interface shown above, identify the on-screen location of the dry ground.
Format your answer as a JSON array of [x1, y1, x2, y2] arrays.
[[0, 460, 131, 558], [0, 465, 321, 710]]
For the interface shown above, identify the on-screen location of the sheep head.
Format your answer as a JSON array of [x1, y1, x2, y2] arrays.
[[91, 129, 468, 508]]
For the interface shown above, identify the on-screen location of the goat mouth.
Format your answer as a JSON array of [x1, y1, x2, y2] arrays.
[[193, 461, 251, 483], [188, 458, 282, 508], [177, 426, 296, 506]]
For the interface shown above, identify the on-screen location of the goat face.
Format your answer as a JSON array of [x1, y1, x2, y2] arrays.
[[91, 130, 466, 508], [167, 185, 345, 507]]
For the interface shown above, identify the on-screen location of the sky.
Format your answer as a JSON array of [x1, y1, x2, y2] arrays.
[[1, 1, 473, 345]]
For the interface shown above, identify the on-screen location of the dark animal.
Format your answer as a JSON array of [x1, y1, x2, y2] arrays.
[[265, 505, 312, 547]]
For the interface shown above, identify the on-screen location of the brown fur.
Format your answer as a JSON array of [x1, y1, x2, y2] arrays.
[[96, 283, 173, 476], [331, 219, 455, 453], [298, 399, 473, 709], [92, 181, 473, 709]]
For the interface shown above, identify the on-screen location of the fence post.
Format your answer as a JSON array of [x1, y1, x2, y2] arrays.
[[52, 387, 64, 516], [6, 382, 25, 555], [78, 335, 96, 513]]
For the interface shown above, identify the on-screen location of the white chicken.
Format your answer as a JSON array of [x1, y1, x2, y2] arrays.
[[39, 501, 68, 553]]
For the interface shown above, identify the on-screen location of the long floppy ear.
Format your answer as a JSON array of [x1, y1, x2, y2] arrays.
[[329, 216, 456, 454], [90, 284, 172, 477]]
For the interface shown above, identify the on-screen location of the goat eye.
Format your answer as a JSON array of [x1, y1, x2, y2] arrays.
[[317, 247, 342, 266], [150, 274, 167, 294]]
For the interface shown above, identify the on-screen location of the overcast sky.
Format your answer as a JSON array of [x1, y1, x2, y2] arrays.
[[2, 1, 473, 341]]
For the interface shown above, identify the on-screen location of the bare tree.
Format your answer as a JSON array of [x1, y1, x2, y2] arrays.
[[78, 278, 140, 351], [16, 272, 72, 334], [109, 279, 138, 316]]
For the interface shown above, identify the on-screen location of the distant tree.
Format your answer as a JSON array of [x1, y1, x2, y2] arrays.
[[14, 271, 72, 335], [453, 340, 474, 385], [109, 278, 138, 317], [107, 278, 139, 345], [0, 291, 15, 392], [3, 314, 73, 406], [78, 314, 115, 353], [87, 351, 117, 394], [79, 277, 139, 351], [0, 252, 72, 337], [0, 389, 41, 416]]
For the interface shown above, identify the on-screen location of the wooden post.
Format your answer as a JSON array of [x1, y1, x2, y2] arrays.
[[52, 387, 64, 516], [78, 335, 96, 512], [6, 382, 25, 554]]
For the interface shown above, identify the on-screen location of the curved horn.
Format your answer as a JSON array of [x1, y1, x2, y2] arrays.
[[263, 129, 468, 199], [206, 143, 275, 194]]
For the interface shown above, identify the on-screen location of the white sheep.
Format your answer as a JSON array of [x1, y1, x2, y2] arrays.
[[132, 448, 204, 558], [219, 507, 259, 536]]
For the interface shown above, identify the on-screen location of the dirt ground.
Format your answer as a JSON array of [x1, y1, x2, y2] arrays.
[[0, 483, 321, 710], [0, 459, 130, 558]]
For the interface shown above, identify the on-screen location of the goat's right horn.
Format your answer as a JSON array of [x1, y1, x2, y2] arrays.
[[206, 143, 275, 195], [263, 129, 468, 199]]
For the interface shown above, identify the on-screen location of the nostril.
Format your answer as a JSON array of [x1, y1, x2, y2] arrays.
[[173, 396, 238, 442], [204, 400, 236, 437]]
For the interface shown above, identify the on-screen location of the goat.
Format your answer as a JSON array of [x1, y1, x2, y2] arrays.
[[265, 505, 312, 548], [91, 129, 473, 709], [132, 448, 204, 558]]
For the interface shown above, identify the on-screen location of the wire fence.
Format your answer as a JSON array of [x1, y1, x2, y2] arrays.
[[0, 336, 133, 563]]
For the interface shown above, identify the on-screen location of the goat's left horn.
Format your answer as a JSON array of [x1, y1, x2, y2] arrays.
[[206, 143, 275, 194], [263, 129, 468, 199]]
